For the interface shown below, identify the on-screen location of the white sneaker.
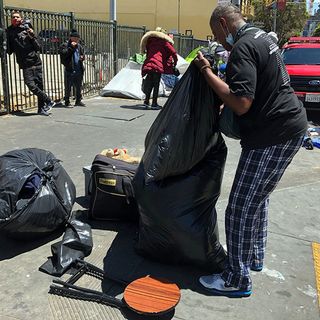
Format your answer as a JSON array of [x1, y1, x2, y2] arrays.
[[45, 101, 56, 112], [199, 273, 252, 297]]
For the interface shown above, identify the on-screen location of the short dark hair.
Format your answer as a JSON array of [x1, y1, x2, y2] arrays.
[[210, 4, 242, 26], [11, 10, 23, 19]]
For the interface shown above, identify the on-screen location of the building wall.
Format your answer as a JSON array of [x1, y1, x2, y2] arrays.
[[4, 0, 218, 38]]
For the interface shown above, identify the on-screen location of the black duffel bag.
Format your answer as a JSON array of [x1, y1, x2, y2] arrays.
[[88, 154, 139, 222]]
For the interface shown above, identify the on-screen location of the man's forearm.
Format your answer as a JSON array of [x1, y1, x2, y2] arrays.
[[201, 67, 251, 116]]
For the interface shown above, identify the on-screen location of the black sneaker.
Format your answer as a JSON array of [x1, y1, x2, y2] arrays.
[[250, 265, 263, 272], [65, 101, 72, 107], [75, 101, 86, 107], [151, 104, 162, 110]]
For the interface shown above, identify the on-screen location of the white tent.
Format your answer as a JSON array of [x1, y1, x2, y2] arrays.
[[100, 55, 189, 100]]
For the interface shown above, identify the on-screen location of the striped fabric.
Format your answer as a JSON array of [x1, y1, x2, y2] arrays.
[[222, 136, 304, 290]]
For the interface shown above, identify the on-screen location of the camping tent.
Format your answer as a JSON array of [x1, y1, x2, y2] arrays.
[[100, 55, 189, 100]]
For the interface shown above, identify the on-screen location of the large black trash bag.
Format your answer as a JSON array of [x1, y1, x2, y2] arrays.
[[0, 148, 76, 239], [142, 62, 222, 183], [133, 137, 227, 271]]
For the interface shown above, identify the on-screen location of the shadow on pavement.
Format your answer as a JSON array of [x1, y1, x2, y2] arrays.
[[51, 104, 68, 109], [0, 228, 64, 261], [120, 104, 148, 111], [12, 111, 38, 117], [75, 195, 90, 209], [60, 210, 222, 319], [97, 223, 234, 311], [101, 224, 209, 294], [11, 101, 65, 116], [72, 208, 128, 233], [99, 224, 180, 319], [120, 308, 175, 320]]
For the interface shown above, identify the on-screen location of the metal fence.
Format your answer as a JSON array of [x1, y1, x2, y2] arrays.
[[174, 35, 209, 57], [0, 6, 208, 114]]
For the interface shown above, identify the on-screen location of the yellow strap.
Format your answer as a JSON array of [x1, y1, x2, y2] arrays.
[[312, 242, 320, 308]]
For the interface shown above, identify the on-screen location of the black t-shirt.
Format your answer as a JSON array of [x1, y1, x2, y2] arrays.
[[226, 25, 307, 149]]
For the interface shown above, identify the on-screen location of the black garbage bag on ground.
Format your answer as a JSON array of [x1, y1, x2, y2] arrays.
[[0, 148, 76, 239], [133, 137, 227, 271], [142, 62, 222, 183], [39, 218, 93, 276]]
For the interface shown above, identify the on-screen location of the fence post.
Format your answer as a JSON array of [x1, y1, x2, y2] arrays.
[[70, 11, 75, 30], [178, 34, 181, 54], [192, 35, 195, 54], [113, 20, 118, 75], [0, 1, 10, 113]]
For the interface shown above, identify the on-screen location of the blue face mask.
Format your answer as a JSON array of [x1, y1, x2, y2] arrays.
[[226, 33, 234, 47], [220, 22, 234, 48]]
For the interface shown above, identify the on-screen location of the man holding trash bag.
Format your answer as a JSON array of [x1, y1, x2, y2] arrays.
[[194, 4, 307, 297]]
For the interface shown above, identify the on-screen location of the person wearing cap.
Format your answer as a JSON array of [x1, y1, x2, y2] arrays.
[[140, 27, 178, 110], [59, 29, 85, 107], [194, 4, 307, 298], [6, 10, 56, 116]]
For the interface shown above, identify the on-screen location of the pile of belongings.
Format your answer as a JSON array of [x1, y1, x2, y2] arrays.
[[303, 126, 320, 150], [0, 148, 76, 239], [100, 53, 189, 99]]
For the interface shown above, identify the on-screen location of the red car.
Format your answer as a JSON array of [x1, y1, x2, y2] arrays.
[[38, 29, 69, 54], [282, 37, 320, 111]]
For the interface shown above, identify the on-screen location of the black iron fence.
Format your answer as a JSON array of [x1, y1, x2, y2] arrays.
[[0, 6, 208, 114]]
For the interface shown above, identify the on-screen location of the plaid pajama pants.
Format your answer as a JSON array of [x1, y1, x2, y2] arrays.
[[221, 135, 304, 290]]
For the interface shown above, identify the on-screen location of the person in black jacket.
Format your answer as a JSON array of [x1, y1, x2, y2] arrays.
[[59, 29, 85, 107], [6, 11, 55, 116]]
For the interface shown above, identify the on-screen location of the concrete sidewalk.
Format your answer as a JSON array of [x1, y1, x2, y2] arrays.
[[0, 96, 319, 320]]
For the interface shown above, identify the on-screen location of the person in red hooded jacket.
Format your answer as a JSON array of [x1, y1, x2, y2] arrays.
[[140, 27, 178, 110]]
